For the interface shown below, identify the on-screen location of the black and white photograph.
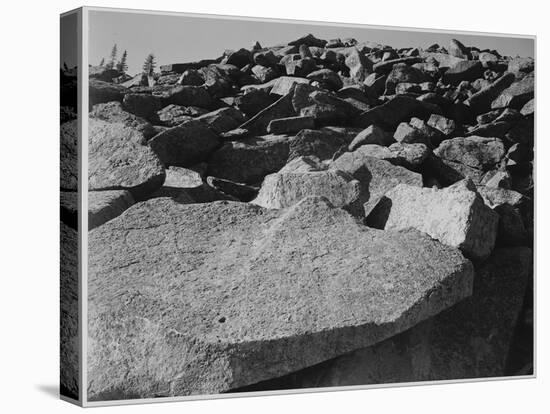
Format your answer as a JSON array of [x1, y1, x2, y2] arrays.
[[59, 5, 535, 407]]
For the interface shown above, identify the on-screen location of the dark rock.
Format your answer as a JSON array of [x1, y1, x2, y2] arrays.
[[239, 90, 296, 134], [465, 72, 516, 114], [89, 79, 127, 106], [195, 107, 246, 134], [306, 69, 343, 91], [155, 85, 214, 108], [372, 57, 424, 74], [178, 69, 205, 86], [443, 61, 484, 85], [449, 39, 469, 59], [491, 74, 534, 110], [385, 63, 428, 94], [354, 95, 442, 129], [207, 134, 292, 183], [267, 116, 315, 135], [149, 120, 221, 167], [348, 125, 392, 150], [234, 89, 278, 117], [122, 93, 162, 123], [285, 57, 317, 77], [288, 33, 328, 48], [223, 48, 252, 68], [160, 60, 218, 74], [206, 176, 258, 202]]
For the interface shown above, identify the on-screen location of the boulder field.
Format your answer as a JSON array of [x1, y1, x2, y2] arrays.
[[59, 34, 534, 399]]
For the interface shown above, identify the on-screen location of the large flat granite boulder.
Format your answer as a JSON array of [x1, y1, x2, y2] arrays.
[[87, 196, 473, 400]]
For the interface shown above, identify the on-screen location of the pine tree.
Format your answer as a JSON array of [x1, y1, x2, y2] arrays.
[[99, 57, 105, 67], [106, 44, 118, 70], [116, 50, 128, 73], [142, 53, 156, 76]]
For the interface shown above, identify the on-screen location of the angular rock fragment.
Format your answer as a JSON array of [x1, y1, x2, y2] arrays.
[[149, 120, 220, 168], [449, 39, 469, 59], [331, 153, 423, 215], [434, 136, 505, 172], [288, 128, 355, 162], [348, 125, 392, 151], [239, 91, 296, 134], [206, 177, 258, 202], [367, 180, 499, 260], [253, 170, 366, 217], [122, 93, 162, 122], [156, 104, 208, 127], [87, 119, 166, 199], [491, 74, 534, 110], [465, 72, 515, 114], [443, 61, 484, 85], [267, 116, 315, 135], [90, 101, 157, 140], [195, 107, 246, 134], [354, 95, 441, 129], [89, 79, 127, 106], [88, 196, 474, 399], [248, 247, 529, 390], [155, 85, 214, 108], [207, 134, 292, 183], [269, 76, 310, 96]]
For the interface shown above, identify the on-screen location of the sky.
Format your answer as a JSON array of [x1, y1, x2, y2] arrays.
[[61, 12, 77, 69], [88, 9, 534, 76]]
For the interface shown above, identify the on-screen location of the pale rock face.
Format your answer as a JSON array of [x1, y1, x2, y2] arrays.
[[330, 153, 423, 216], [366, 179, 499, 261], [87, 196, 473, 400], [253, 170, 366, 218], [87, 119, 166, 199]]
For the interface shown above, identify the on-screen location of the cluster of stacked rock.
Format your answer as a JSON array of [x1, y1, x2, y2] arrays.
[[60, 34, 533, 400]]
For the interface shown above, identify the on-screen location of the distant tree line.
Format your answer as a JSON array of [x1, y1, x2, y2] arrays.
[[98, 44, 157, 76]]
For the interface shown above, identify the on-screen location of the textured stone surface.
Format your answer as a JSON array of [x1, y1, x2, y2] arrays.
[[237, 247, 529, 391], [348, 125, 392, 151], [61, 190, 136, 230], [253, 170, 366, 217], [435, 136, 505, 171], [60, 120, 78, 191], [331, 153, 423, 215], [88, 119, 166, 199], [491, 74, 534, 110], [207, 135, 292, 183], [149, 120, 221, 167], [60, 222, 79, 400], [267, 116, 315, 135], [90, 101, 157, 140], [367, 180, 499, 260], [88, 196, 474, 400]]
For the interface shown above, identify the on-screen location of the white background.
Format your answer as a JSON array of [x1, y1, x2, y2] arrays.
[[0, 0, 546, 412]]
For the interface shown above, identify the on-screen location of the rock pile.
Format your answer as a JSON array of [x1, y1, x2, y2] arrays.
[[60, 34, 534, 400]]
